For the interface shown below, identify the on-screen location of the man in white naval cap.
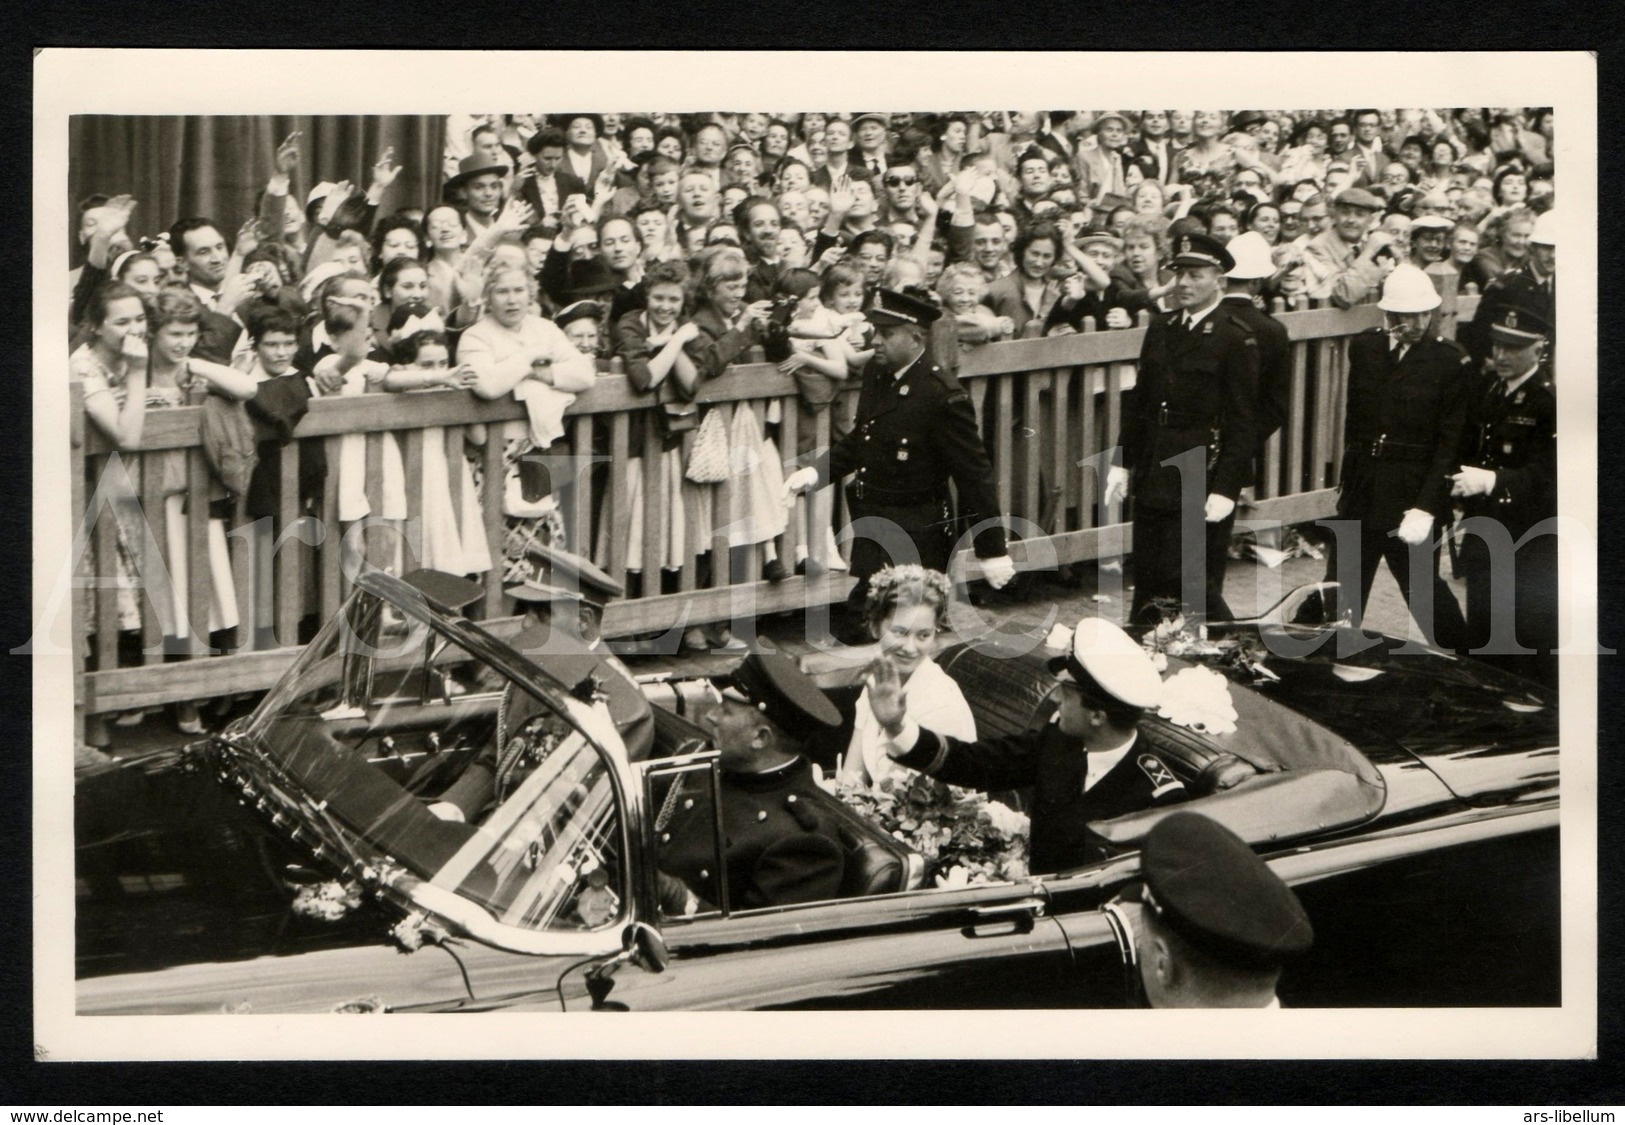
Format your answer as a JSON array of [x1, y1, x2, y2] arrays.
[[865, 616, 1186, 874]]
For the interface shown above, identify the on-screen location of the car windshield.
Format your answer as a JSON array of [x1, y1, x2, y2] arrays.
[[239, 584, 629, 937]]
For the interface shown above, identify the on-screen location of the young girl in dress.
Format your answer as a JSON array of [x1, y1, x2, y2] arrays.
[[381, 309, 491, 578], [839, 565, 975, 786]]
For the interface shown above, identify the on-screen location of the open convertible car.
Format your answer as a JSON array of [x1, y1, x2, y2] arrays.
[[76, 570, 1559, 1013]]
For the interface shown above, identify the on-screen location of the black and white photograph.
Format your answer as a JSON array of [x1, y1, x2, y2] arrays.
[[31, 49, 1598, 1060]]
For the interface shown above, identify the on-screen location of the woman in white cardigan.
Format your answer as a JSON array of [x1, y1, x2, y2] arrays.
[[461, 264, 598, 579], [840, 565, 976, 787]]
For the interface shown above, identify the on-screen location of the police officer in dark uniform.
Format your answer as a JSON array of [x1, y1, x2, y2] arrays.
[[428, 545, 655, 823], [1329, 264, 1471, 649], [1450, 302, 1558, 688], [1106, 232, 1261, 625], [1462, 210, 1556, 376], [1220, 232, 1291, 447], [656, 652, 847, 913], [1115, 811, 1313, 1008], [867, 617, 1187, 875], [783, 287, 1017, 610]]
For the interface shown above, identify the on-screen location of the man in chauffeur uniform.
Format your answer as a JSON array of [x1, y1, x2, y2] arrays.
[[428, 545, 653, 823], [1450, 301, 1558, 688], [656, 651, 848, 913], [1328, 264, 1472, 649], [867, 616, 1187, 875], [1105, 232, 1260, 626], [782, 287, 1017, 623]]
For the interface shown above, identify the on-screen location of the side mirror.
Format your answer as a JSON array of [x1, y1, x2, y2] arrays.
[[627, 921, 669, 974]]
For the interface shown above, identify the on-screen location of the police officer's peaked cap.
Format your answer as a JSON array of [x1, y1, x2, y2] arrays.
[[401, 569, 486, 615], [506, 544, 625, 609], [866, 287, 942, 328], [717, 651, 842, 732], [1169, 231, 1235, 273], [1047, 617, 1163, 710], [1487, 301, 1553, 347], [1142, 811, 1314, 970]]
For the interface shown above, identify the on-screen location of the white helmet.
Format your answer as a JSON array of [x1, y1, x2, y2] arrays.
[[1377, 264, 1441, 314], [1224, 231, 1275, 281], [1531, 210, 1556, 247]]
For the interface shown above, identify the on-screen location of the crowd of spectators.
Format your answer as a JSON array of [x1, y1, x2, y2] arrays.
[[68, 107, 1556, 730]]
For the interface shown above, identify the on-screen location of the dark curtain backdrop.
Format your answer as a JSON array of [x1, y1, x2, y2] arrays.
[[68, 115, 446, 261]]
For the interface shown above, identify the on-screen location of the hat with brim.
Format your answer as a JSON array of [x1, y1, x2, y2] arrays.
[[1230, 110, 1267, 131], [444, 155, 509, 199], [515, 542, 625, 610], [1333, 187, 1385, 212], [1224, 230, 1275, 280], [1093, 112, 1130, 133], [1377, 264, 1442, 314], [1409, 214, 1455, 231], [1487, 302, 1552, 347], [1530, 210, 1556, 246], [1044, 617, 1163, 711], [550, 113, 606, 136], [852, 112, 889, 129], [1075, 225, 1124, 251], [554, 299, 605, 329], [1168, 231, 1236, 273], [865, 286, 941, 328], [713, 650, 841, 733], [1142, 811, 1314, 971]]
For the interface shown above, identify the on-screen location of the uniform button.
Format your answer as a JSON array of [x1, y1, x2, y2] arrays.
[[786, 794, 797, 803], [683, 798, 694, 810], [660, 832, 671, 843], [699, 869, 709, 880], [757, 810, 768, 821]]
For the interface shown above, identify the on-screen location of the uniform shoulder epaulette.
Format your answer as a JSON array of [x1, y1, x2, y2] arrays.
[[930, 362, 967, 396]]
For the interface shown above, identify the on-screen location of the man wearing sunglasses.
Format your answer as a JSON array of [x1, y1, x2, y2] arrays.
[[877, 159, 926, 228], [656, 652, 848, 912]]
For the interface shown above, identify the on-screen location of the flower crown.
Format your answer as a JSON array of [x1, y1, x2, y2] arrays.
[[864, 564, 953, 615]]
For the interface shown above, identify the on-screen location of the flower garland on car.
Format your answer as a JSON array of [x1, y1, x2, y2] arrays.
[[1139, 597, 1278, 684], [831, 772, 1030, 887]]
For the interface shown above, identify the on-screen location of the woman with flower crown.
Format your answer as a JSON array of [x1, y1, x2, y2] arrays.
[[838, 564, 975, 786]]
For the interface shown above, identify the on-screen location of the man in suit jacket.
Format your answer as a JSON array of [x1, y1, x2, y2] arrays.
[[1107, 234, 1261, 625], [868, 616, 1186, 875], [1075, 113, 1134, 203], [1330, 265, 1472, 649], [553, 113, 613, 203], [520, 127, 590, 233], [1125, 110, 1179, 186]]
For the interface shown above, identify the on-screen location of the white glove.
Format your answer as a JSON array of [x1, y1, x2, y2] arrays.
[[1396, 509, 1435, 546], [1203, 493, 1236, 523], [425, 801, 465, 823], [781, 466, 818, 506], [1449, 465, 1497, 499], [981, 555, 1017, 590], [1104, 465, 1130, 506]]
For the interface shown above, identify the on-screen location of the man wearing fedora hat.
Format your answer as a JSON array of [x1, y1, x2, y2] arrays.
[[443, 153, 511, 244], [868, 616, 1187, 874], [1113, 811, 1313, 1007], [1327, 264, 1472, 648], [782, 287, 1016, 618], [1450, 300, 1557, 688], [656, 651, 847, 911], [428, 545, 655, 823], [1106, 232, 1261, 626]]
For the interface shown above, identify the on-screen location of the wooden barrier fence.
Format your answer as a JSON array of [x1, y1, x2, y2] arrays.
[[69, 295, 1477, 737]]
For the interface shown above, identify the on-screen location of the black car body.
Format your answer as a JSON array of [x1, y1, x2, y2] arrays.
[[76, 572, 1559, 1014]]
